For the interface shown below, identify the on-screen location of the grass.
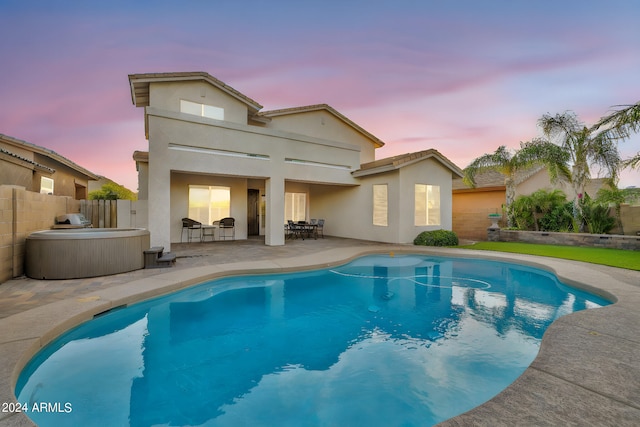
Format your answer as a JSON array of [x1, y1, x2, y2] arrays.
[[457, 241, 640, 271]]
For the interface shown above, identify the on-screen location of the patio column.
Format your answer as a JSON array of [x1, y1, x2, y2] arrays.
[[265, 176, 285, 246], [148, 156, 171, 251]]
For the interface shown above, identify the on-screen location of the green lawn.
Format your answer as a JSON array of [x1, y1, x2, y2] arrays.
[[456, 241, 640, 271]]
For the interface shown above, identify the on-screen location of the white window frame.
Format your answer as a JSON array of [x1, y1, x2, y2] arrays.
[[188, 185, 231, 224], [373, 184, 388, 226], [285, 192, 307, 223], [414, 184, 441, 226], [180, 100, 224, 121], [40, 176, 54, 195]]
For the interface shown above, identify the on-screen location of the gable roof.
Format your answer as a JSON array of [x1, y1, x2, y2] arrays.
[[128, 72, 263, 113], [353, 149, 463, 178], [0, 133, 98, 180], [258, 104, 385, 148], [452, 165, 546, 191]]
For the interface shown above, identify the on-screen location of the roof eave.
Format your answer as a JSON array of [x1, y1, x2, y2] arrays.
[[0, 133, 98, 180], [260, 104, 385, 148], [128, 72, 263, 113]]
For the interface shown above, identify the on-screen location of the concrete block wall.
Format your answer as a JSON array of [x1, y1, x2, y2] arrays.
[[0, 185, 79, 283], [457, 204, 640, 241], [620, 204, 640, 235], [453, 207, 505, 241]]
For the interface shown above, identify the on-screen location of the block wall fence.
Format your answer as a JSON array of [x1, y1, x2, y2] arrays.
[[1, 185, 147, 284], [454, 204, 640, 241], [0, 185, 80, 283]]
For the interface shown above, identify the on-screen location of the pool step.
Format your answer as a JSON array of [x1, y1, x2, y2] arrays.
[[144, 246, 177, 269]]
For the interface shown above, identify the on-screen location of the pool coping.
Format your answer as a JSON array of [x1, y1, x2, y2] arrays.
[[1, 245, 639, 426]]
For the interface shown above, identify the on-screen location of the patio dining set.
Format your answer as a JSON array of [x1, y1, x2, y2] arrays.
[[181, 217, 325, 242], [286, 219, 325, 240]]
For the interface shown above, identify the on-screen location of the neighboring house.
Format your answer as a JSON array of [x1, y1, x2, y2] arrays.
[[452, 166, 607, 240], [0, 133, 98, 199], [129, 72, 463, 249]]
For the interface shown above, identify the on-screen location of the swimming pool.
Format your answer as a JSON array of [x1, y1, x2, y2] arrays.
[[15, 254, 609, 426]]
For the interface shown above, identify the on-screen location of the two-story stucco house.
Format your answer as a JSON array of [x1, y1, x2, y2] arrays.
[[129, 72, 463, 250]]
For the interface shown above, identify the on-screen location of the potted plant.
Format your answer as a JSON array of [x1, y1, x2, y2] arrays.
[[488, 213, 502, 228]]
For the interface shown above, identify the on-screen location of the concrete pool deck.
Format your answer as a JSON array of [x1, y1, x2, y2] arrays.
[[0, 237, 639, 426]]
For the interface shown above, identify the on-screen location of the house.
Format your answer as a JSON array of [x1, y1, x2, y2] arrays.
[[0, 133, 98, 199], [452, 166, 608, 240], [129, 72, 463, 249]]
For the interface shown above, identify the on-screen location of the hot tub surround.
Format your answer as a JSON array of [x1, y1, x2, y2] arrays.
[[25, 228, 150, 279]]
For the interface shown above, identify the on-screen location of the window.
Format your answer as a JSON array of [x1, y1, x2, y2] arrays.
[[373, 184, 388, 226], [414, 184, 440, 226], [180, 100, 224, 120], [188, 185, 230, 224], [285, 192, 306, 222], [40, 176, 54, 195]]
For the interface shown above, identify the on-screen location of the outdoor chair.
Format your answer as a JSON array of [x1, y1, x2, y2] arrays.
[[218, 217, 235, 240], [181, 218, 202, 242], [317, 219, 325, 238], [286, 220, 300, 239]]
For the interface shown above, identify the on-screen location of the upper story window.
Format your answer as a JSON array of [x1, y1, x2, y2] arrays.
[[40, 176, 54, 195], [180, 100, 224, 121], [414, 184, 440, 226]]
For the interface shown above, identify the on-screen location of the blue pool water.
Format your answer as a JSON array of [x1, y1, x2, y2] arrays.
[[16, 254, 609, 426]]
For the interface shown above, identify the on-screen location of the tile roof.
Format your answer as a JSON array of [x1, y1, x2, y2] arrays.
[[353, 149, 463, 178], [0, 147, 55, 173]]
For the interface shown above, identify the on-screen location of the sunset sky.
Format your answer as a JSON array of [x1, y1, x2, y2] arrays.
[[2, 0, 639, 191]]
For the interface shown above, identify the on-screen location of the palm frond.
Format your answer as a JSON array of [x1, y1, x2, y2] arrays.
[[462, 146, 512, 187], [592, 101, 640, 140]]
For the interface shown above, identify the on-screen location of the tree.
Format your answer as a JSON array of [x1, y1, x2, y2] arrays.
[[593, 101, 640, 171], [89, 182, 137, 200], [538, 111, 621, 219], [463, 139, 571, 226]]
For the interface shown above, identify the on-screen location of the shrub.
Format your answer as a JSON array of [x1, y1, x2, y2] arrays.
[[580, 193, 616, 234], [539, 201, 575, 232], [413, 229, 459, 246]]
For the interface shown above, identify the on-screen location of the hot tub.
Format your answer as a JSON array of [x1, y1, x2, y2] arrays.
[[25, 228, 151, 279]]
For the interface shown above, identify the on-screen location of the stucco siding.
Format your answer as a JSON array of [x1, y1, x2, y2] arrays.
[[32, 153, 90, 199], [310, 171, 403, 243], [398, 158, 454, 243], [146, 110, 362, 185], [149, 81, 250, 124], [0, 160, 33, 191], [267, 110, 376, 164]]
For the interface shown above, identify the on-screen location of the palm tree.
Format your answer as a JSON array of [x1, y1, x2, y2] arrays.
[[593, 101, 640, 171], [463, 139, 571, 226], [538, 111, 622, 219]]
